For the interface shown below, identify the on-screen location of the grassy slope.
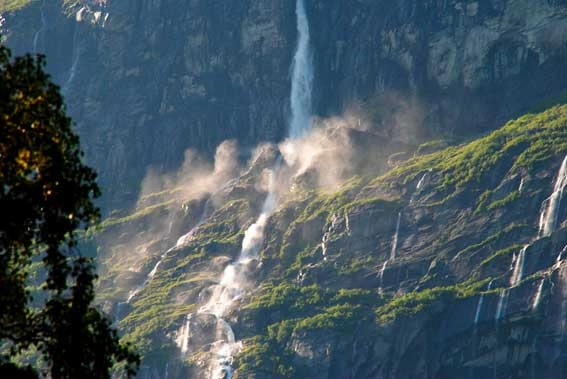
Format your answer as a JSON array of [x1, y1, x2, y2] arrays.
[[236, 104, 567, 376], [95, 104, 567, 375], [0, 0, 34, 12]]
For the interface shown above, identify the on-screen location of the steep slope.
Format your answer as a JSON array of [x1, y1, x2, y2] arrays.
[[93, 104, 567, 378], [3, 0, 567, 208]]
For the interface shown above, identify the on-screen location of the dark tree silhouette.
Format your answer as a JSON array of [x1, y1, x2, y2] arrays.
[[0, 45, 139, 377]]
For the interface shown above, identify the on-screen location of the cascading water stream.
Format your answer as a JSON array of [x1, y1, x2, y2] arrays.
[[496, 288, 509, 320], [126, 200, 214, 303], [510, 245, 528, 287], [539, 154, 567, 237], [532, 278, 546, 311], [289, 0, 313, 139], [321, 214, 339, 261], [179, 2, 314, 376], [474, 279, 494, 324], [32, 0, 47, 53], [390, 212, 402, 260], [62, 8, 86, 96]]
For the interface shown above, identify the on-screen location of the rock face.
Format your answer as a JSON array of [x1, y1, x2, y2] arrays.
[[4, 0, 567, 207], [90, 104, 567, 378]]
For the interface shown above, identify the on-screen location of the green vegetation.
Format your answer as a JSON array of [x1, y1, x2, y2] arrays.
[[375, 279, 490, 323], [237, 284, 381, 377], [0, 0, 34, 12], [369, 104, 567, 206]]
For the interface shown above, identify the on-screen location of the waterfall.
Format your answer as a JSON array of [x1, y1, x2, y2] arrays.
[[390, 212, 402, 260], [176, 197, 213, 248], [496, 288, 509, 320], [380, 212, 401, 288], [539, 154, 567, 237], [62, 12, 84, 96], [180, 314, 192, 354], [492, 154, 567, 323], [474, 279, 494, 324], [32, 0, 47, 53], [532, 279, 545, 311], [321, 214, 339, 260], [289, 0, 313, 139], [379, 260, 389, 288], [510, 245, 528, 287], [410, 171, 429, 204], [179, 2, 314, 375]]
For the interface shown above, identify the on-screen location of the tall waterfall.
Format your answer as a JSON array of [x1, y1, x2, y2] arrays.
[[181, 2, 315, 376], [289, 0, 314, 139]]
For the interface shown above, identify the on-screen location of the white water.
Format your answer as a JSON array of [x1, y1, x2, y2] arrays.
[[493, 154, 567, 322], [518, 177, 525, 193], [539, 154, 567, 237], [180, 2, 314, 375], [496, 288, 509, 320], [390, 212, 402, 260], [32, 0, 47, 53], [289, 0, 313, 139], [474, 279, 494, 324], [410, 172, 429, 205], [416, 172, 428, 190], [62, 12, 84, 95], [379, 260, 389, 288], [380, 212, 401, 288], [532, 278, 545, 311], [321, 214, 339, 260], [510, 245, 528, 287], [345, 211, 352, 235], [188, 166, 279, 376], [180, 314, 192, 353]]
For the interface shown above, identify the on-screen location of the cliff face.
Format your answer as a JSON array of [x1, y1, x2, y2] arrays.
[[92, 104, 567, 379], [4, 0, 567, 207]]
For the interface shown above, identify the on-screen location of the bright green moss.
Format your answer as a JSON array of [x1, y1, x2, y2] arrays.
[[0, 0, 34, 12], [369, 104, 567, 204]]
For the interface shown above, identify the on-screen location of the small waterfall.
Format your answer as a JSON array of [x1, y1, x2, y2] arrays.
[[474, 279, 494, 324], [62, 7, 86, 96], [532, 278, 546, 311], [32, 0, 47, 53], [390, 212, 402, 260], [345, 211, 351, 235], [416, 172, 428, 190], [510, 245, 528, 287], [127, 201, 213, 304], [180, 314, 192, 354], [518, 177, 525, 193], [379, 260, 389, 288], [321, 214, 339, 260], [289, 0, 313, 139], [539, 154, 567, 237], [410, 171, 429, 204], [176, 197, 213, 248], [496, 288, 509, 320]]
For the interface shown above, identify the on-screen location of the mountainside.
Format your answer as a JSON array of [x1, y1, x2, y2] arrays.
[[88, 103, 567, 378], [4, 0, 567, 207], [5, 1, 567, 378]]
